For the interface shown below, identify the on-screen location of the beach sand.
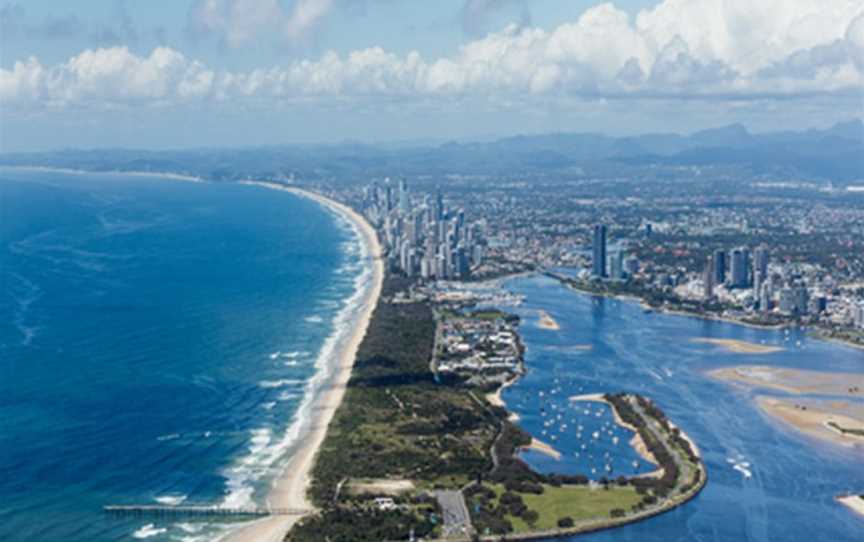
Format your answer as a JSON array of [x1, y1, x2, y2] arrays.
[[486, 378, 521, 422], [537, 310, 561, 330], [756, 396, 864, 450], [691, 338, 784, 354], [708, 366, 864, 396], [524, 438, 562, 460], [223, 184, 384, 542]]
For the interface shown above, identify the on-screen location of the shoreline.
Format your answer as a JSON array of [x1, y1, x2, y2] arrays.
[[224, 183, 384, 542], [569, 394, 663, 478], [1, 164, 204, 183], [545, 274, 864, 351]]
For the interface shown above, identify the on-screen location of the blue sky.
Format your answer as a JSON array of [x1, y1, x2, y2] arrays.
[[1, 0, 862, 152]]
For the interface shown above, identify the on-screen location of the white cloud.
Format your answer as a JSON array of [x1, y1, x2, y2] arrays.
[[4, 0, 863, 112], [187, 0, 335, 47]]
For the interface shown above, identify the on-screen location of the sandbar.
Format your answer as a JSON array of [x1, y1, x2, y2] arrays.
[[756, 396, 864, 450], [224, 184, 384, 542], [691, 338, 784, 354], [537, 310, 561, 330], [708, 366, 864, 396], [523, 438, 562, 460]]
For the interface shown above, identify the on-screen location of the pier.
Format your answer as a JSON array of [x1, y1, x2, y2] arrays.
[[104, 504, 312, 518]]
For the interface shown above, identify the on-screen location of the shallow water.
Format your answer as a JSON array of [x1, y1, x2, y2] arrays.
[[0, 169, 370, 541], [502, 274, 864, 541]]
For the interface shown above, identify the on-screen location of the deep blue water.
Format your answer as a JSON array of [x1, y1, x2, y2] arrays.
[[0, 169, 371, 541], [503, 275, 864, 541]]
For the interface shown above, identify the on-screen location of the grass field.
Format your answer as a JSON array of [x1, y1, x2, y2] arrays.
[[483, 483, 643, 532]]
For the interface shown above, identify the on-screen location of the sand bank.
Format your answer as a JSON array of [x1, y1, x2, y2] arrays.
[[708, 366, 864, 396], [523, 438, 562, 460], [756, 396, 864, 450], [537, 310, 561, 330], [691, 338, 784, 354], [223, 184, 384, 542]]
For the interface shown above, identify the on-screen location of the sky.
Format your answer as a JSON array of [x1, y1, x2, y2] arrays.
[[1, 0, 863, 152]]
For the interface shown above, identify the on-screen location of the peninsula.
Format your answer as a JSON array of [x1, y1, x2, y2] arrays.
[[282, 267, 706, 541]]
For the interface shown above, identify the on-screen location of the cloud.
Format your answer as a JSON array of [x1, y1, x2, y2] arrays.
[[848, 12, 864, 72], [186, 0, 336, 47], [4, 0, 863, 112], [461, 0, 530, 36]]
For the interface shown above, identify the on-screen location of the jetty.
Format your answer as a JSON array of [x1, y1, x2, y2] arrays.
[[103, 504, 312, 518]]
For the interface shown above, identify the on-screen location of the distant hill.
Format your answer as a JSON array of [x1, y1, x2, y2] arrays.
[[1, 119, 861, 183]]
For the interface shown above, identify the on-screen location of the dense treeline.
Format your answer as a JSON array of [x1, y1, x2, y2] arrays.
[[288, 507, 436, 542], [292, 275, 503, 540], [603, 394, 679, 499]]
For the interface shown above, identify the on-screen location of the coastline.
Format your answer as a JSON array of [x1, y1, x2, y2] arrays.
[[569, 394, 663, 478], [224, 183, 384, 542], [2, 164, 204, 183], [547, 274, 864, 351]]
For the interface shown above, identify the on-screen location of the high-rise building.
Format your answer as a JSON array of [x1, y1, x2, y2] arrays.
[[703, 256, 715, 299], [855, 302, 864, 329], [778, 288, 796, 313], [592, 224, 607, 278], [713, 249, 727, 284], [760, 283, 772, 313], [384, 179, 394, 212], [730, 247, 750, 288], [794, 287, 809, 315], [624, 256, 639, 276], [610, 251, 624, 280], [398, 178, 410, 214], [753, 246, 769, 293]]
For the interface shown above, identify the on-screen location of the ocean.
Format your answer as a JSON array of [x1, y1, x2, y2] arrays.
[[502, 274, 864, 541], [0, 168, 373, 541]]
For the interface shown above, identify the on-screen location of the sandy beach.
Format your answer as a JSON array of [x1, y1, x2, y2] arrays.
[[569, 394, 662, 477], [691, 337, 784, 354], [224, 184, 384, 542], [7, 165, 204, 183], [486, 376, 522, 421], [524, 438, 562, 460]]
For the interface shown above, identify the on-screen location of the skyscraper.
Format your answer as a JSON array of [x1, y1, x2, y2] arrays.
[[398, 178, 410, 214], [730, 247, 750, 288], [703, 256, 715, 299], [753, 246, 769, 293], [712, 249, 727, 284], [592, 224, 607, 278], [610, 251, 624, 280]]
